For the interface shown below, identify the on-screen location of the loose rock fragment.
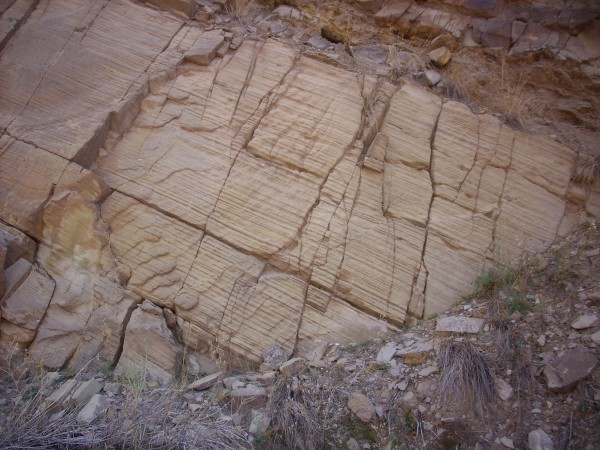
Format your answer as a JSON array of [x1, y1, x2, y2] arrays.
[[543, 347, 599, 392], [185, 31, 225, 65], [347, 393, 375, 422], [76, 394, 109, 425], [187, 372, 223, 391], [528, 429, 554, 450], [571, 314, 599, 330], [429, 46, 452, 67], [279, 357, 305, 377], [436, 317, 485, 334]]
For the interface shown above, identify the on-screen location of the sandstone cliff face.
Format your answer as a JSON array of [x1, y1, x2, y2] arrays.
[[0, 0, 598, 380]]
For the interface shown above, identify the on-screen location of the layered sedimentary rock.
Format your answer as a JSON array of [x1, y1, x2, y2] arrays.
[[1, 0, 598, 380]]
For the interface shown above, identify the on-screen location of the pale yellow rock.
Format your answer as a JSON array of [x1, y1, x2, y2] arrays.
[[28, 190, 135, 369], [297, 286, 397, 354], [175, 235, 305, 361], [97, 41, 297, 229], [101, 192, 202, 308], [206, 152, 321, 258], [0, 139, 69, 239], [0, 0, 183, 164], [247, 58, 363, 178], [1, 266, 54, 335], [0, 9, 598, 376], [116, 306, 182, 385], [174, 234, 265, 348], [363, 133, 388, 172], [382, 83, 441, 170]]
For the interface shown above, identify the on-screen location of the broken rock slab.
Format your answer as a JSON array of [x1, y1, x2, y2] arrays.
[[0, 224, 36, 268], [141, 0, 196, 17], [70, 378, 104, 407], [0, 265, 54, 345], [187, 372, 223, 391], [280, 357, 305, 377], [571, 314, 599, 330], [185, 30, 224, 65], [543, 347, 599, 392], [230, 386, 267, 412], [76, 394, 109, 425], [116, 306, 182, 386], [376, 342, 397, 363], [436, 316, 485, 334]]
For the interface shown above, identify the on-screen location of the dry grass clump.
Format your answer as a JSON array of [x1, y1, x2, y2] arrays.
[[98, 389, 249, 449], [0, 356, 249, 449], [572, 153, 600, 186], [438, 340, 495, 418], [266, 369, 348, 449]]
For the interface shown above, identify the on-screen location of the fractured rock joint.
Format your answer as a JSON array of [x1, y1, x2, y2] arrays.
[[0, 0, 598, 376]]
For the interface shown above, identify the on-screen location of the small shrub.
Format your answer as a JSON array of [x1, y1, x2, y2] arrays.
[[472, 263, 521, 299]]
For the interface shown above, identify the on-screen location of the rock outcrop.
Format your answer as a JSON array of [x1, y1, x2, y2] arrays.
[[0, 0, 599, 378]]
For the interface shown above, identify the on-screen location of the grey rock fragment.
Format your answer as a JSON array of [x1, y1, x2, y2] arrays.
[[528, 429, 554, 450], [436, 316, 484, 334], [543, 347, 599, 392]]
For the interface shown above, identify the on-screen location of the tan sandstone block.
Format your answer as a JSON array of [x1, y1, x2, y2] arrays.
[[101, 192, 202, 308]]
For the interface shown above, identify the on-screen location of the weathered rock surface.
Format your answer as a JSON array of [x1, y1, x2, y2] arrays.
[[0, 0, 599, 379]]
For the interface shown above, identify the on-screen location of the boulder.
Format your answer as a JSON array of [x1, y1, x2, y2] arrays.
[[351, 45, 388, 64], [116, 307, 182, 386], [423, 70, 442, 87], [496, 378, 514, 402], [262, 344, 289, 367], [248, 410, 271, 435], [543, 347, 599, 392], [376, 342, 397, 363]]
